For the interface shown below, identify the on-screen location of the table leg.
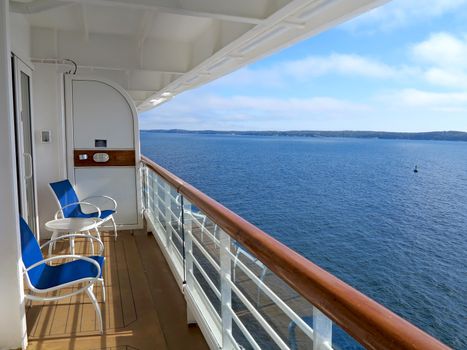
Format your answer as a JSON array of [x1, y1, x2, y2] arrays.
[[49, 231, 58, 256], [94, 227, 101, 242], [87, 230, 95, 255], [70, 233, 75, 255]]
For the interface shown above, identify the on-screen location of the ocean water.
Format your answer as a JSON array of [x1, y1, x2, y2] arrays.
[[141, 132, 467, 349]]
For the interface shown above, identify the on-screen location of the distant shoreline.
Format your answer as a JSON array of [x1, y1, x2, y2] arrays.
[[141, 129, 467, 142]]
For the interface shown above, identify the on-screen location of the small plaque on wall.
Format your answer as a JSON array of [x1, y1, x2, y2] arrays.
[[95, 139, 107, 148]]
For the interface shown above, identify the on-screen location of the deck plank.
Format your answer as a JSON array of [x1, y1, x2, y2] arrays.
[[134, 233, 208, 350]]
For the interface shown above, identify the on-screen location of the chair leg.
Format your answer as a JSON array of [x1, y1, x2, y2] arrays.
[[100, 278, 106, 303], [86, 230, 95, 255], [85, 285, 103, 334], [111, 216, 117, 240], [94, 227, 101, 241]]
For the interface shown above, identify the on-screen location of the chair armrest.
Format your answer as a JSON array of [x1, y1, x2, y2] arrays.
[[82, 195, 117, 212], [236, 245, 266, 269], [55, 201, 101, 219], [189, 211, 206, 220], [24, 254, 101, 279], [41, 233, 104, 256]]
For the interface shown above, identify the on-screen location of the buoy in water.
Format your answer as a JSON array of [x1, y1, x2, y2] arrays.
[[413, 165, 418, 173]]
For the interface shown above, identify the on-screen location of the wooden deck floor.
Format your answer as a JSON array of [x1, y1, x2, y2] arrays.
[[26, 230, 208, 350]]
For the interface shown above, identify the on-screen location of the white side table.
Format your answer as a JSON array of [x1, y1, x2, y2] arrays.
[[45, 218, 101, 255]]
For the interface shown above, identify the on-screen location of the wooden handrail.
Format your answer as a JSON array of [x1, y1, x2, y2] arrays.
[[141, 155, 451, 350]]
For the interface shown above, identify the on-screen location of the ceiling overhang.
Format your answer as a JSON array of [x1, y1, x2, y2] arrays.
[[11, 0, 389, 111]]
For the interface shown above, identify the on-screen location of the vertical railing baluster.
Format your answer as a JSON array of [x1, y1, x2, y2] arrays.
[[164, 181, 172, 250], [144, 166, 149, 210], [151, 173, 156, 220], [147, 171, 150, 211], [219, 230, 233, 348], [313, 307, 332, 350], [153, 174, 158, 226], [183, 196, 196, 324]]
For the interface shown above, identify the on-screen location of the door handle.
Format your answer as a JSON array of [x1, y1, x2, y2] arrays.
[[24, 153, 33, 179]]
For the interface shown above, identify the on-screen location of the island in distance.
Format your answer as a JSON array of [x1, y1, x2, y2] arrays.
[[142, 130, 467, 142]]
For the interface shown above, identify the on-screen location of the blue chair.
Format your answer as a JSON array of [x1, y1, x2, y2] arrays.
[[50, 179, 118, 239], [232, 242, 267, 305], [288, 315, 364, 350], [20, 217, 105, 333]]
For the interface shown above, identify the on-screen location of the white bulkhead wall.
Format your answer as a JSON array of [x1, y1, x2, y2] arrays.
[[0, 3, 27, 349], [32, 63, 67, 237], [10, 12, 30, 62]]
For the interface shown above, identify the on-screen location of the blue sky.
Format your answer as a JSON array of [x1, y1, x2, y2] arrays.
[[140, 0, 467, 132]]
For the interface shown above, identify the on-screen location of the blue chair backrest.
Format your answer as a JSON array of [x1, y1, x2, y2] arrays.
[[19, 217, 45, 287], [50, 179, 81, 218]]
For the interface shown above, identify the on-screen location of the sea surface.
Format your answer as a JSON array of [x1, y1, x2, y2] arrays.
[[141, 132, 467, 349]]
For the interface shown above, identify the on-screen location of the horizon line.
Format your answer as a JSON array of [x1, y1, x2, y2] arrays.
[[140, 129, 467, 133]]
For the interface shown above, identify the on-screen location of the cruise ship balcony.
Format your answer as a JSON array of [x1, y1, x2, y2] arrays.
[[0, 0, 456, 349]]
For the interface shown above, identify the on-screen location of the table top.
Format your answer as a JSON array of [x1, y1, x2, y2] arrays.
[[45, 218, 99, 232]]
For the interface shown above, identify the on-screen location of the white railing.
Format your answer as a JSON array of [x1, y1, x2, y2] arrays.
[[140, 156, 450, 350], [141, 163, 343, 350]]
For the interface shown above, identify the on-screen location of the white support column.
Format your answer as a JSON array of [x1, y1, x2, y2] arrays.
[[154, 175, 166, 243], [219, 230, 234, 348], [313, 307, 332, 350], [182, 197, 196, 324], [143, 166, 150, 210], [164, 182, 172, 250], [0, 1, 28, 348]]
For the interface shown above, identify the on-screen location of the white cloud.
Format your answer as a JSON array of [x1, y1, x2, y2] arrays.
[[222, 33, 467, 92], [206, 95, 371, 114], [215, 53, 407, 90], [424, 68, 467, 89], [382, 89, 467, 111], [409, 32, 467, 89], [344, 0, 467, 33], [281, 54, 397, 79], [412, 32, 467, 69]]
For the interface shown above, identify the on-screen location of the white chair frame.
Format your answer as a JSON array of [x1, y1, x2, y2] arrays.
[[23, 234, 105, 333], [233, 245, 268, 305], [49, 182, 119, 240], [82, 195, 118, 240]]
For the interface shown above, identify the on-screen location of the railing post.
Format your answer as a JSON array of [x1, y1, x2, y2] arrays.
[[153, 173, 159, 225], [164, 181, 172, 249], [183, 197, 196, 324], [219, 230, 234, 348], [143, 165, 149, 210], [313, 307, 332, 350], [146, 167, 150, 210]]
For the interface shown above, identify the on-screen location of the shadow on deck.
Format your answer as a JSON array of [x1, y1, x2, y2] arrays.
[[26, 230, 208, 350]]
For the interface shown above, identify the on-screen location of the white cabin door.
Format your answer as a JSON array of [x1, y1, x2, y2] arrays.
[[65, 76, 142, 229], [12, 56, 39, 235]]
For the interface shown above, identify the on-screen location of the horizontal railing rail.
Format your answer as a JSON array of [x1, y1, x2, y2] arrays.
[[141, 155, 450, 350]]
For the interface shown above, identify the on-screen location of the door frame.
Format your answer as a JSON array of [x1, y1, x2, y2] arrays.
[[12, 55, 39, 237], [64, 74, 143, 230]]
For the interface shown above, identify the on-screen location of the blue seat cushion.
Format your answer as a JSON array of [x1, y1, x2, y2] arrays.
[[74, 209, 115, 220], [31, 256, 104, 290]]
